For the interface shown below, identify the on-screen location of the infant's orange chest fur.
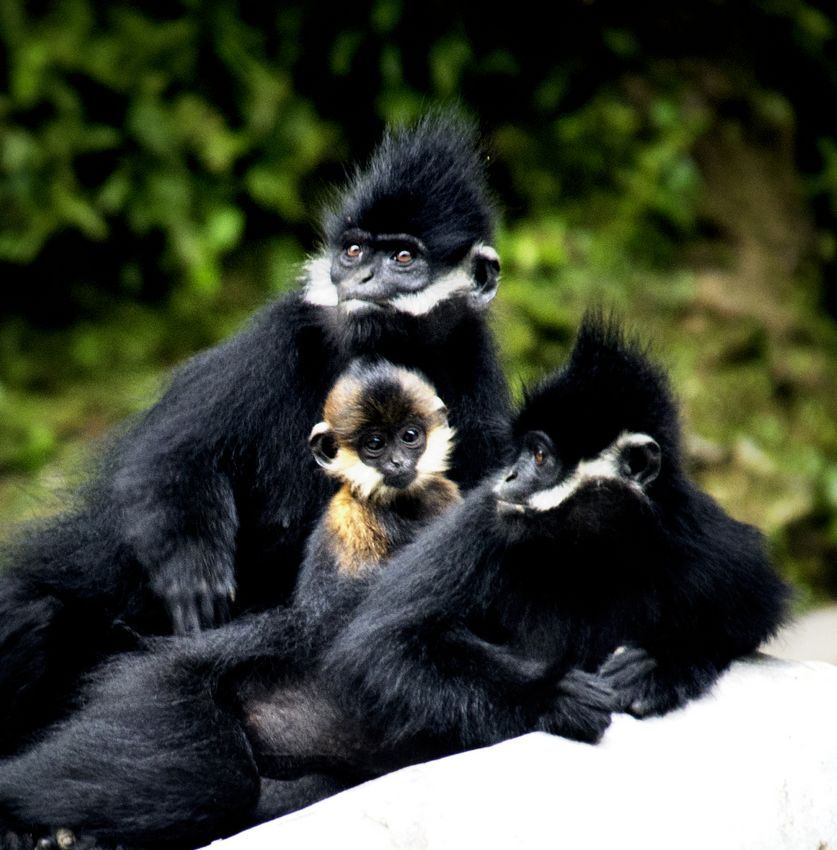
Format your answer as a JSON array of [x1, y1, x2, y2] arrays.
[[325, 487, 391, 576]]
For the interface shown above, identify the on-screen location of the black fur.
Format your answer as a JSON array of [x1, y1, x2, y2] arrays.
[[322, 110, 495, 264], [0, 113, 511, 755], [323, 315, 791, 749], [0, 316, 789, 849]]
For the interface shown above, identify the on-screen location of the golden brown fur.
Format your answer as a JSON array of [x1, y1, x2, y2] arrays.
[[322, 369, 447, 444], [325, 477, 461, 576]]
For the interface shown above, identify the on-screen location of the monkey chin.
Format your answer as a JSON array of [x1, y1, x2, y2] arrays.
[[495, 499, 529, 517], [382, 471, 417, 490], [494, 498, 539, 543], [338, 298, 388, 316]]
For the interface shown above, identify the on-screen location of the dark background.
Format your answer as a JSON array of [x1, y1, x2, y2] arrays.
[[1, 0, 836, 605]]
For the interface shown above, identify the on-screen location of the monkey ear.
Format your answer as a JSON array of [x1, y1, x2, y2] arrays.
[[469, 244, 501, 308], [431, 396, 449, 425], [309, 422, 339, 469]]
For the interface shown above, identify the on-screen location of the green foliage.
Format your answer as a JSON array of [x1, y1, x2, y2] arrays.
[[1, 0, 837, 598], [0, 0, 338, 300]]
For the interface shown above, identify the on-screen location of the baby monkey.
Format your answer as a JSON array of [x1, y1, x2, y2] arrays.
[[294, 359, 462, 627], [241, 359, 463, 783]]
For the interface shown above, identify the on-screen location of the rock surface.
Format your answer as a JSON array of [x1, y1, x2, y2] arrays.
[[207, 656, 837, 850], [766, 604, 837, 664]]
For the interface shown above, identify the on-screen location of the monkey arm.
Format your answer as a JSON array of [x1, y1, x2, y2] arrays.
[[445, 627, 615, 745], [109, 301, 321, 634], [0, 644, 261, 848], [601, 495, 791, 718], [440, 317, 513, 487], [320, 495, 524, 753], [321, 490, 610, 756], [114, 425, 239, 634]]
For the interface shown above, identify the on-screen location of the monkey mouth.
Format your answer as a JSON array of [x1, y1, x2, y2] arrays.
[[383, 471, 417, 489], [495, 499, 530, 516], [338, 297, 389, 314]]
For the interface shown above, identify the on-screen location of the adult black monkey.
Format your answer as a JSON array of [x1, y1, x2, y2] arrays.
[[325, 315, 790, 737], [0, 316, 788, 850], [0, 111, 511, 755], [0, 359, 509, 850]]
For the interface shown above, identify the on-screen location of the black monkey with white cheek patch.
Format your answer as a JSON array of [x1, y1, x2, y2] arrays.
[[0, 361, 467, 849], [0, 112, 511, 754], [321, 315, 790, 758]]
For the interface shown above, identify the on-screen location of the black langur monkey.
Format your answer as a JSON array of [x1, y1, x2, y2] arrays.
[[0, 111, 512, 755], [0, 317, 789, 850]]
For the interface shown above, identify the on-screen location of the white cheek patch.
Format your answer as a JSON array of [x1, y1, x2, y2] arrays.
[[415, 425, 456, 479], [327, 448, 384, 501], [302, 256, 339, 307], [388, 266, 473, 316], [527, 431, 654, 513]]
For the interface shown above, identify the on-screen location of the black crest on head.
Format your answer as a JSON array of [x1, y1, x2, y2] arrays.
[[516, 312, 682, 465], [322, 111, 496, 264]]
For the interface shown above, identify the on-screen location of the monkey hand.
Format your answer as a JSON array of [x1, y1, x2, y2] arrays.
[[151, 548, 236, 634], [599, 645, 722, 718], [535, 668, 615, 744], [598, 645, 662, 717]]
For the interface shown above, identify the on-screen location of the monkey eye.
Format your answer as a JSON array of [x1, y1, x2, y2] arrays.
[[393, 249, 413, 265], [522, 431, 555, 471], [400, 426, 424, 445], [362, 433, 386, 455], [345, 244, 363, 259]]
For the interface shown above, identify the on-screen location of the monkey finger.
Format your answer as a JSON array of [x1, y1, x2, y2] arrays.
[[598, 645, 657, 689], [212, 590, 232, 626], [556, 669, 617, 711], [196, 589, 217, 629], [170, 601, 188, 635], [170, 597, 203, 635], [183, 601, 203, 633], [35, 829, 77, 850], [537, 694, 612, 744], [599, 644, 655, 675]]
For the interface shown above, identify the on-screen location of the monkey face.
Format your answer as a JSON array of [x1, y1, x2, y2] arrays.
[[329, 231, 431, 314], [310, 360, 456, 501], [493, 429, 661, 542], [305, 112, 499, 324], [304, 234, 500, 321], [356, 423, 427, 489]]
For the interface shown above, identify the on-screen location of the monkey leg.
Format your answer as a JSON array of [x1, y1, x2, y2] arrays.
[[0, 650, 260, 850]]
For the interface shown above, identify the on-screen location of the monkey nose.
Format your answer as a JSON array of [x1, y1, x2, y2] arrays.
[[504, 468, 518, 483]]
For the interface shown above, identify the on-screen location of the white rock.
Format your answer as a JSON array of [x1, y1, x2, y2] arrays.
[[207, 656, 837, 850], [766, 604, 837, 664]]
